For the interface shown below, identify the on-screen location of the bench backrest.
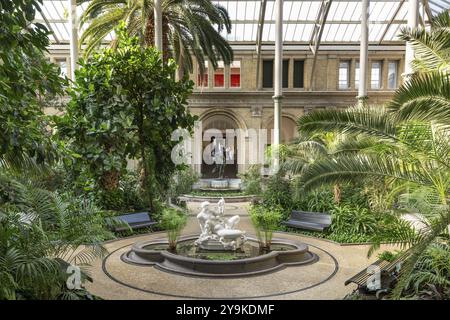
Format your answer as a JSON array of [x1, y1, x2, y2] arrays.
[[291, 210, 332, 225], [116, 212, 152, 224]]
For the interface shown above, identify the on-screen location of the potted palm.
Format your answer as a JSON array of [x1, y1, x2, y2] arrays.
[[249, 205, 282, 251], [160, 207, 188, 251]]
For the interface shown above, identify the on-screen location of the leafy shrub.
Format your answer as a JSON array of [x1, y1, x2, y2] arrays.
[[378, 250, 401, 262], [293, 185, 335, 213], [404, 239, 450, 300], [95, 170, 146, 212], [250, 205, 282, 250], [330, 204, 378, 235], [282, 202, 415, 245], [169, 167, 199, 200], [0, 173, 111, 300], [261, 174, 293, 218], [238, 165, 263, 195], [159, 208, 188, 250]]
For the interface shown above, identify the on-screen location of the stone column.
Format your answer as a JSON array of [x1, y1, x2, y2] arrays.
[[273, 0, 283, 171], [154, 0, 163, 52], [358, 0, 369, 105], [404, 0, 419, 78], [68, 0, 78, 81]]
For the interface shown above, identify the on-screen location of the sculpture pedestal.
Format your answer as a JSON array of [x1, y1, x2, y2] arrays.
[[199, 239, 232, 251], [211, 179, 229, 189]]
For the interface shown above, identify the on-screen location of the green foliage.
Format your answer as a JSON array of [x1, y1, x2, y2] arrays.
[[330, 205, 378, 235], [403, 239, 450, 300], [378, 250, 401, 262], [0, 172, 111, 300], [168, 167, 199, 199], [293, 185, 335, 213], [238, 165, 263, 195], [56, 26, 196, 209], [0, 0, 65, 169], [160, 207, 187, 250], [97, 170, 146, 211], [329, 205, 416, 244], [249, 205, 282, 250], [261, 174, 293, 218]]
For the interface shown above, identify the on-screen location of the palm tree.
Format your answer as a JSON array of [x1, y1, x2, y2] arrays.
[[282, 132, 378, 204], [296, 105, 449, 298], [78, 0, 233, 76], [287, 11, 450, 298], [388, 11, 450, 124]]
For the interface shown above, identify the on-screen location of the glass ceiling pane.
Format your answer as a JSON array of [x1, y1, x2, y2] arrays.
[[39, 0, 450, 44]]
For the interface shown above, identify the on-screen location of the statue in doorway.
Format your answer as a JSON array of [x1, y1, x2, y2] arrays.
[[211, 136, 232, 179]]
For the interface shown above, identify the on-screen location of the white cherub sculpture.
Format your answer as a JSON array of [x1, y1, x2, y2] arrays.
[[217, 197, 225, 217], [195, 198, 246, 250]]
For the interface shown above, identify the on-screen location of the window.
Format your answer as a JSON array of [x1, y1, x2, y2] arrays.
[[262, 60, 274, 88], [371, 61, 382, 89], [355, 61, 360, 89], [388, 61, 398, 89], [55, 58, 67, 77], [197, 61, 208, 87], [338, 61, 350, 89], [230, 61, 241, 88], [282, 59, 289, 88], [214, 61, 224, 88], [293, 60, 304, 88]]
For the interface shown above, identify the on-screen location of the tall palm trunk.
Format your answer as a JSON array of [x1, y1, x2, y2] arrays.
[[144, 15, 155, 47], [145, 14, 170, 63]]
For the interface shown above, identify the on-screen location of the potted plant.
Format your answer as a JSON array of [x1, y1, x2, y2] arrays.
[[160, 207, 188, 251], [249, 205, 282, 251]]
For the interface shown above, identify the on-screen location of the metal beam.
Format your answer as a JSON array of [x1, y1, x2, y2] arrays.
[[36, 7, 60, 44], [422, 0, 434, 24], [68, 0, 78, 80], [228, 19, 409, 24], [255, 0, 267, 90], [309, 0, 332, 90], [379, 0, 405, 44], [404, 0, 419, 77]]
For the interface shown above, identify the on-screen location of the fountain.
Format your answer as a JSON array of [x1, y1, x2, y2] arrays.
[[122, 198, 317, 277]]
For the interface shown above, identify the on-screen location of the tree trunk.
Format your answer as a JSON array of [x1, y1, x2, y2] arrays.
[[145, 14, 170, 63], [137, 104, 154, 211], [333, 184, 341, 204], [162, 16, 170, 62], [100, 169, 120, 191], [145, 15, 155, 47]]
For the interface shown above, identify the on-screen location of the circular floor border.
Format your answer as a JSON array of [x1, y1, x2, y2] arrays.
[[101, 239, 339, 300]]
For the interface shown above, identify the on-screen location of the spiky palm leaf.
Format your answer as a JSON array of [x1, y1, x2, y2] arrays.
[[78, 0, 233, 75], [398, 11, 450, 73], [0, 172, 112, 299], [388, 71, 450, 124]]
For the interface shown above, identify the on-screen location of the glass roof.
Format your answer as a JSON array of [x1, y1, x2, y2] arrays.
[[37, 0, 450, 44]]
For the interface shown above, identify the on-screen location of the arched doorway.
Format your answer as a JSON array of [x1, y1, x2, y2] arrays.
[[201, 114, 240, 179], [266, 116, 299, 144]]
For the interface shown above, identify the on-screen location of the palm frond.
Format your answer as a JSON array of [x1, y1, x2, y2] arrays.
[[389, 71, 450, 125]]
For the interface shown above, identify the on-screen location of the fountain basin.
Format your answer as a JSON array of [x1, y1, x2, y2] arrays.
[[122, 235, 317, 277]]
